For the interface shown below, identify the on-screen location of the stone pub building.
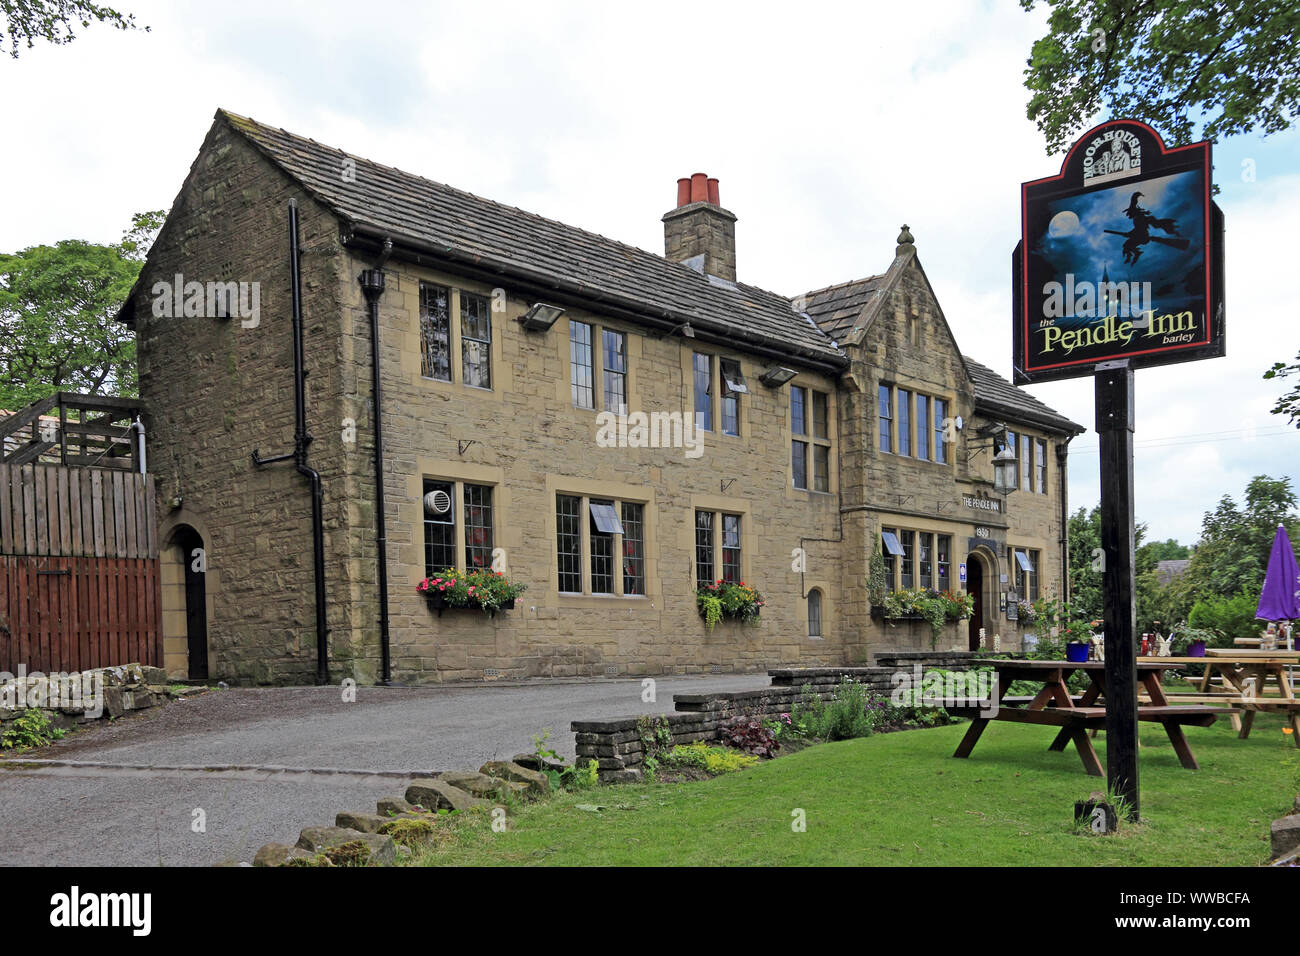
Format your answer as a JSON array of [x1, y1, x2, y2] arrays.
[[121, 110, 1083, 684]]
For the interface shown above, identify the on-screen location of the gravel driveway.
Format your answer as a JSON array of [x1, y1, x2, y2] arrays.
[[0, 674, 761, 866]]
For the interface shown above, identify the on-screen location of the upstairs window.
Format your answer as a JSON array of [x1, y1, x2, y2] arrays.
[[1036, 438, 1048, 494], [460, 292, 492, 389], [602, 330, 627, 414], [898, 389, 912, 457], [570, 321, 594, 409], [1020, 433, 1032, 491], [693, 352, 713, 431], [878, 385, 892, 453], [792, 385, 832, 491], [932, 397, 948, 464], [720, 358, 746, 436], [791, 386, 808, 489], [1003, 429, 1019, 490], [419, 284, 452, 382], [916, 393, 929, 461]]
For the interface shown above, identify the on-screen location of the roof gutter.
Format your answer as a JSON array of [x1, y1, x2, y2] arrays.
[[341, 225, 849, 376]]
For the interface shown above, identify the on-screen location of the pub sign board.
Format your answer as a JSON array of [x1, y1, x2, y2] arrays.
[[1013, 120, 1225, 385]]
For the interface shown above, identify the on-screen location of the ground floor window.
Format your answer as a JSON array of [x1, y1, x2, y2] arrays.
[[881, 527, 953, 593], [1009, 547, 1039, 602], [808, 588, 823, 637], [423, 478, 494, 577], [696, 510, 743, 587], [557, 492, 648, 597]]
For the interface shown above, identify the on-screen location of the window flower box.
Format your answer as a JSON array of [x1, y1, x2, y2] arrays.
[[419, 568, 526, 618], [696, 580, 765, 632]]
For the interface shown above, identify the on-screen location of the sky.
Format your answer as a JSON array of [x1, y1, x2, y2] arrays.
[[2, 0, 1296, 545]]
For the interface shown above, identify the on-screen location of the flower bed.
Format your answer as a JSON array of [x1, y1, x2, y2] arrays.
[[418, 568, 527, 616], [696, 580, 764, 631]]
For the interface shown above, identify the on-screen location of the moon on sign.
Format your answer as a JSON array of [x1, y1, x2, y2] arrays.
[[1047, 210, 1081, 238]]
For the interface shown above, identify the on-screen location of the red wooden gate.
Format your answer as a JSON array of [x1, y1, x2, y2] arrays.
[[0, 461, 160, 674]]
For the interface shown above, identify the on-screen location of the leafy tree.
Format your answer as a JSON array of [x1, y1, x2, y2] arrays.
[[1179, 475, 1299, 602], [1066, 504, 1156, 623], [1, 0, 146, 58], [0, 210, 163, 408], [1021, 0, 1300, 152], [1263, 354, 1300, 428], [1142, 538, 1190, 562]]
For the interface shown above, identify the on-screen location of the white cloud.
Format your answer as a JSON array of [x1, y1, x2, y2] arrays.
[[1, 0, 1295, 544]]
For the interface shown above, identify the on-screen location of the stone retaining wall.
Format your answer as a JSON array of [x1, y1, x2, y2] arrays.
[[0, 663, 191, 736], [573, 654, 976, 782]]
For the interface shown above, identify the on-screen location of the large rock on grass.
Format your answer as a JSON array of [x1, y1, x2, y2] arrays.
[[1272, 815, 1300, 858], [405, 778, 487, 812], [481, 760, 550, 796], [295, 826, 395, 866]]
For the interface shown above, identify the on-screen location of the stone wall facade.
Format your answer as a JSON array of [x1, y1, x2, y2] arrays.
[[133, 118, 1078, 685]]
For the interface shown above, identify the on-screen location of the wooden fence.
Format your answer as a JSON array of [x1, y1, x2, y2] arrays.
[[0, 463, 160, 673]]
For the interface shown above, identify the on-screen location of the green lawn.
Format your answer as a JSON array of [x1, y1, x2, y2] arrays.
[[411, 715, 1300, 866]]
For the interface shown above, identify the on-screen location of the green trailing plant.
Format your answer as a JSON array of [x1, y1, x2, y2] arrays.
[[695, 580, 764, 630], [879, 588, 954, 648], [698, 594, 723, 632], [868, 545, 887, 606]]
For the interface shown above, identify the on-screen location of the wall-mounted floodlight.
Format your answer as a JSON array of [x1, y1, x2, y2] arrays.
[[758, 365, 797, 387], [518, 302, 566, 332]]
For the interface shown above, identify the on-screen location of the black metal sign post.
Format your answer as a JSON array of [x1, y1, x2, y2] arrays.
[[1095, 360, 1139, 818]]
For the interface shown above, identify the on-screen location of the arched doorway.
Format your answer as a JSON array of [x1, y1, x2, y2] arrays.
[[967, 556, 985, 651], [174, 526, 208, 680]]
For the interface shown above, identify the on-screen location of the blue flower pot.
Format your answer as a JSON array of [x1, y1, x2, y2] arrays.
[[1066, 642, 1090, 663]]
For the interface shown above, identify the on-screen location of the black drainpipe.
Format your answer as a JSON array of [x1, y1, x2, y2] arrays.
[[1056, 436, 1073, 603], [360, 239, 393, 685], [252, 198, 330, 685]]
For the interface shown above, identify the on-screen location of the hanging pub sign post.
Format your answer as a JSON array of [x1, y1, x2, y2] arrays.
[[1012, 120, 1226, 820]]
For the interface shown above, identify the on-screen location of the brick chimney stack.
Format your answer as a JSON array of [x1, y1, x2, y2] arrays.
[[662, 173, 737, 282]]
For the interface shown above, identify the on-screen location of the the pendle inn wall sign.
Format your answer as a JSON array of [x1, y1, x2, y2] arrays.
[[1012, 119, 1225, 385]]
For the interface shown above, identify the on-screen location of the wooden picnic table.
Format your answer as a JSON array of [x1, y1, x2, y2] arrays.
[[1139, 652, 1299, 747], [949, 659, 1232, 776]]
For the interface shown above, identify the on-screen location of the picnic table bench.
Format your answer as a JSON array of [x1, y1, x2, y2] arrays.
[[948, 659, 1233, 775], [1139, 652, 1299, 747]]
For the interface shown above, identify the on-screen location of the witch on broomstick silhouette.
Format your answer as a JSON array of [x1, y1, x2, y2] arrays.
[[1104, 191, 1191, 265]]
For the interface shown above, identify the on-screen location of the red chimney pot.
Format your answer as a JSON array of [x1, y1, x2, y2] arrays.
[[706, 177, 720, 206], [690, 173, 708, 204], [676, 178, 691, 207]]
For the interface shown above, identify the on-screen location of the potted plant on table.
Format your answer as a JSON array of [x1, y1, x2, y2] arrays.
[[1173, 624, 1217, 658]]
